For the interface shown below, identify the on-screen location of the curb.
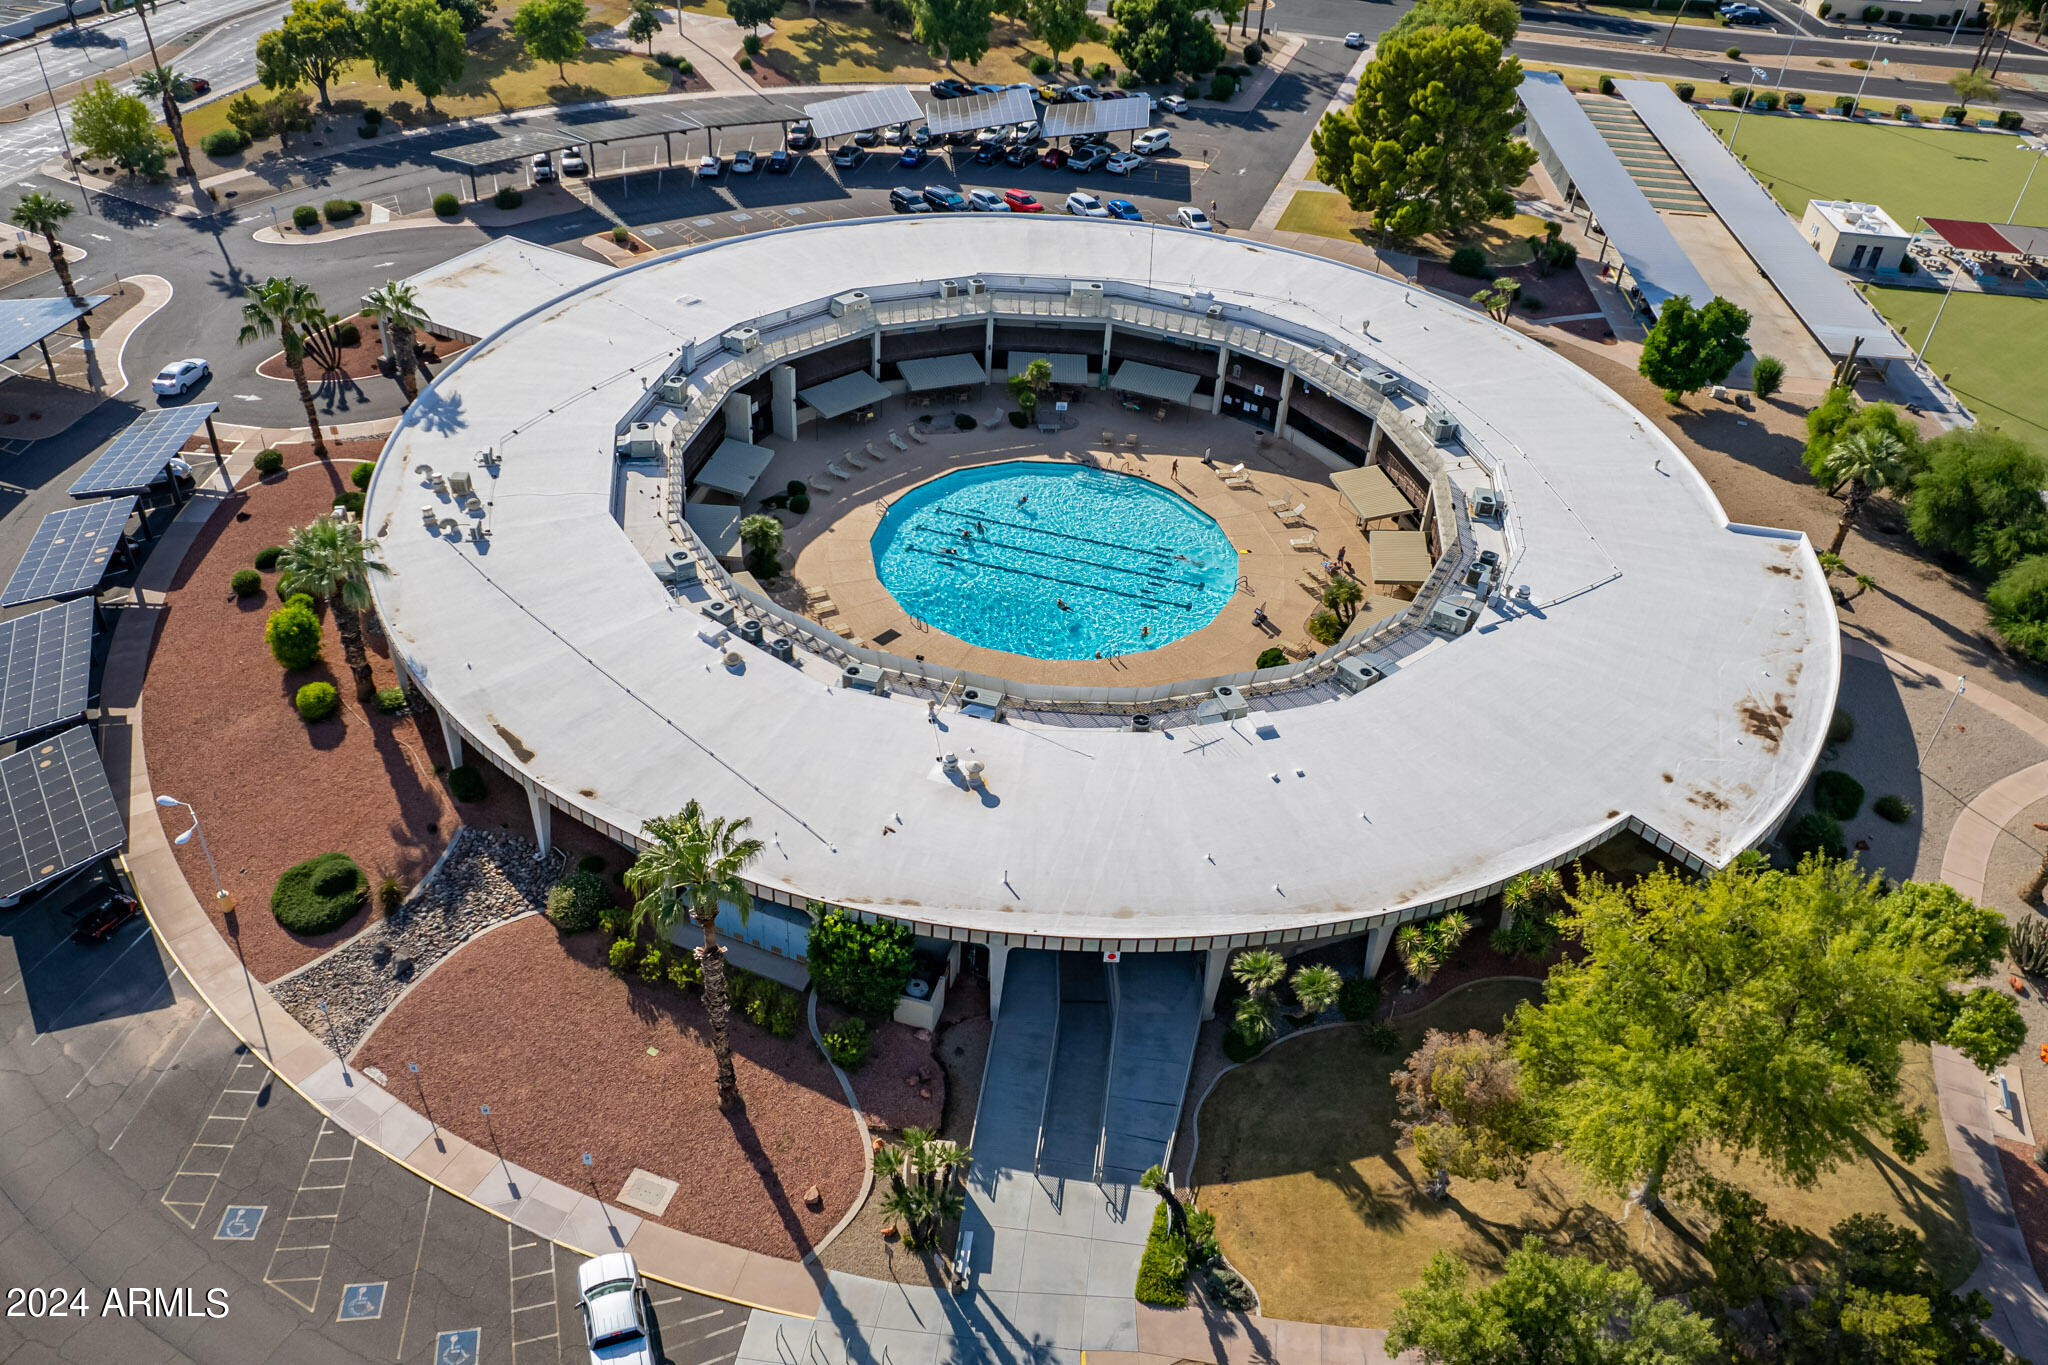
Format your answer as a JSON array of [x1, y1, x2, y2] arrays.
[[804, 989, 876, 1263]]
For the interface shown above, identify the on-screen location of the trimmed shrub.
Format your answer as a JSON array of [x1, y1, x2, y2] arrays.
[[265, 603, 322, 669], [447, 764, 486, 801], [286, 592, 317, 614], [1862, 2, 1881, 15], [270, 852, 367, 934], [322, 198, 359, 222], [254, 544, 285, 570], [230, 568, 262, 598], [433, 192, 461, 217], [1818, 0, 1830, 13], [1674, 81, 1694, 102], [364, 106, 383, 126], [738, 55, 753, 71], [1754, 91, 1779, 111], [1256, 647, 1287, 668], [789, 492, 810, 515], [1448, 245, 1488, 277], [1900, 254, 1918, 274], [1207, 72, 1237, 100], [822, 1016, 872, 1070], [339, 491, 365, 517], [200, 128, 248, 156], [1834, 94, 1857, 113], [599, 898, 633, 938], [953, 411, 975, 431], [668, 954, 702, 992], [1028, 52, 1054, 75], [253, 448, 285, 476], [1598, 75, 1616, 96], [1007, 410, 1028, 428], [808, 908, 915, 1013], [493, 186, 523, 210], [743, 31, 762, 53], [1944, 105, 1967, 122], [1338, 975, 1380, 1022], [1725, 44, 1742, 57], [369, 686, 404, 715], [1828, 707, 1855, 745], [638, 946, 665, 984], [545, 870, 608, 932], [350, 461, 376, 491], [1134, 1204, 1190, 1306], [1784, 810, 1845, 862], [1990, 556, 2048, 660], [333, 320, 361, 348], [292, 204, 319, 229], [1874, 794, 1914, 824], [1242, 41, 1262, 62], [609, 937, 637, 974], [295, 681, 339, 721], [1813, 769, 1865, 820], [359, 122, 379, 138], [1998, 110, 2024, 130], [1752, 354, 1785, 400]]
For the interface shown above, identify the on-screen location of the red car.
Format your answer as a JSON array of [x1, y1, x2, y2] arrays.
[[1039, 147, 1069, 170], [71, 892, 141, 943], [1003, 189, 1044, 212]]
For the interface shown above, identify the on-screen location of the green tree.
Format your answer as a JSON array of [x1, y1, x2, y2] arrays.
[[1386, 1239, 1719, 1365], [1510, 860, 2022, 1212], [1289, 962, 1342, 1016], [1308, 23, 1533, 239], [362, 280, 430, 406], [805, 908, 915, 1013], [277, 516, 390, 703], [726, 0, 781, 31], [237, 277, 330, 462], [1691, 1179, 1809, 1343], [1948, 67, 1999, 113], [737, 512, 784, 577], [1230, 947, 1285, 1044], [1389, 0, 1517, 42], [908, 0, 993, 64], [1391, 1028, 1542, 1201], [1007, 357, 1052, 413], [625, 0, 662, 52], [512, 0, 589, 79], [1321, 574, 1363, 620], [1788, 1214, 2009, 1364], [623, 801, 765, 1110], [9, 193, 87, 341], [1989, 554, 2048, 661], [1472, 277, 1519, 321], [130, 66, 194, 179], [1819, 427, 1912, 557], [256, 0, 363, 109], [440, 0, 496, 29], [1636, 294, 1751, 403], [1026, 0, 1101, 61], [1109, 0, 1226, 82], [1751, 353, 1785, 400], [1908, 427, 2048, 574], [360, 0, 467, 112], [71, 80, 164, 177]]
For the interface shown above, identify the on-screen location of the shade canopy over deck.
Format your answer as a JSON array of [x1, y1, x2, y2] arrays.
[[1110, 361, 1200, 406], [694, 438, 777, 498], [1330, 466, 1414, 525], [897, 354, 987, 391], [1369, 529, 1433, 584], [799, 370, 891, 419]]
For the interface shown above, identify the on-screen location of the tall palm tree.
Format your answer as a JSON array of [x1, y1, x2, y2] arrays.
[[238, 277, 328, 460], [131, 65, 195, 181], [362, 281, 431, 406], [276, 516, 388, 703], [10, 192, 89, 342], [624, 802, 765, 1111], [1820, 428, 1910, 557]]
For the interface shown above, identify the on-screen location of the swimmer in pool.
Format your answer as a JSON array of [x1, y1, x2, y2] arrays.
[[1057, 598, 1069, 611], [1017, 494, 1030, 508], [1140, 625, 1150, 638]]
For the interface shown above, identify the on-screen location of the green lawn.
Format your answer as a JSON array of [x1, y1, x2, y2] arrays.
[[1866, 285, 2048, 451], [1696, 111, 2042, 227], [1191, 979, 1976, 1329]]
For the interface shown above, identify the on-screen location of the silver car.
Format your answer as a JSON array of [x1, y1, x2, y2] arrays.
[[576, 1253, 653, 1365]]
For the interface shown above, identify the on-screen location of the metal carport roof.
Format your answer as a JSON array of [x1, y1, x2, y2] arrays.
[[925, 88, 1035, 135], [1329, 465, 1414, 524], [799, 370, 891, 418], [0, 295, 108, 361], [805, 87, 922, 140], [432, 109, 705, 167], [897, 354, 987, 391], [1041, 99, 1150, 139], [1109, 361, 1200, 405]]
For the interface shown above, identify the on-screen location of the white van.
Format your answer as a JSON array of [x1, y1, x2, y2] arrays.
[[1133, 128, 1173, 156]]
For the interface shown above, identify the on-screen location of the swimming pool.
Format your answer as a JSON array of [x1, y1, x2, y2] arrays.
[[870, 461, 1238, 661]]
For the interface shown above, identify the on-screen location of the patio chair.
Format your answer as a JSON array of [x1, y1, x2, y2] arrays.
[[1223, 471, 1253, 490], [1275, 503, 1308, 525], [864, 440, 887, 462], [827, 461, 853, 480], [908, 426, 929, 444], [986, 407, 1004, 427], [1215, 462, 1246, 482], [844, 450, 868, 470], [888, 430, 910, 451], [1122, 434, 1139, 450], [1289, 533, 1319, 551], [809, 478, 834, 495], [1101, 429, 1116, 447], [1266, 496, 1291, 510]]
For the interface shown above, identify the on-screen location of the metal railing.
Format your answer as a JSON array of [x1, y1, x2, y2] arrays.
[[1091, 959, 1121, 1185]]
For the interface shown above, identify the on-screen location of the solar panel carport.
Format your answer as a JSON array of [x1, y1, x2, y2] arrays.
[[0, 598, 92, 743], [1041, 99, 1149, 139], [0, 726, 125, 902], [1, 500, 134, 607], [69, 403, 223, 500], [799, 370, 891, 419], [806, 87, 922, 140], [0, 295, 110, 376], [924, 88, 1035, 135]]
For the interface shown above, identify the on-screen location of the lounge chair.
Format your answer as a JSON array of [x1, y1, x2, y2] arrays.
[[1215, 462, 1246, 482], [888, 430, 910, 451], [844, 449, 868, 470], [1122, 434, 1139, 450], [908, 426, 929, 444], [1223, 472, 1253, 490], [987, 407, 1004, 427], [826, 461, 853, 480], [809, 478, 834, 495], [1289, 533, 1319, 551], [1275, 503, 1308, 525], [864, 440, 886, 462], [810, 596, 839, 619], [1101, 430, 1116, 447]]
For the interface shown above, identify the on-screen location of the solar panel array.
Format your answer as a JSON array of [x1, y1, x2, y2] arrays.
[[68, 403, 218, 498], [0, 295, 110, 361], [0, 598, 92, 743], [805, 86, 923, 139], [1041, 99, 1151, 138], [923, 87, 1036, 135], [434, 109, 704, 167], [0, 498, 133, 607], [0, 726, 125, 900]]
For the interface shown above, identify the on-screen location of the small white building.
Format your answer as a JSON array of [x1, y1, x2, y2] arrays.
[[1801, 199, 1913, 274]]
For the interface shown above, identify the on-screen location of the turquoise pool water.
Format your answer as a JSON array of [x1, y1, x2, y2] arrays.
[[870, 461, 1238, 660]]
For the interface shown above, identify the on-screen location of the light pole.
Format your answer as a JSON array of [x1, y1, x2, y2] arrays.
[[2008, 138, 2046, 224], [1911, 216, 1961, 360], [156, 793, 266, 1055], [1851, 41, 1881, 114], [314, 999, 353, 1086], [1727, 64, 1772, 155], [1919, 676, 1966, 770], [31, 42, 90, 216]]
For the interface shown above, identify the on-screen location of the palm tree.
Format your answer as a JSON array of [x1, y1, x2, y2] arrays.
[[238, 277, 328, 461], [362, 281, 430, 405], [11, 192, 88, 342], [1820, 428, 1910, 557], [131, 66, 195, 180], [1289, 962, 1343, 1018], [874, 1128, 968, 1252], [1321, 574, 1363, 622], [624, 801, 765, 1111], [277, 516, 389, 703]]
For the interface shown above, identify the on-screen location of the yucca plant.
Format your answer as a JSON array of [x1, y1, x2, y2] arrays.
[[874, 1127, 968, 1251], [1397, 910, 1474, 986], [2011, 916, 2048, 977]]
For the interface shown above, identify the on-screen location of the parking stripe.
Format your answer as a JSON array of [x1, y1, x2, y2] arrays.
[[161, 1054, 264, 1229], [263, 1118, 358, 1313]]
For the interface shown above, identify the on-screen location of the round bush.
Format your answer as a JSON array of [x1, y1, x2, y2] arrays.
[[286, 592, 317, 614], [253, 448, 285, 476], [608, 937, 637, 974], [1874, 794, 1914, 824], [1207, 72, 1237, 100], [295, 681, 339, 721], [230, 568, 262, 598], [1751, 355, 1785, 400], [1448, 244, 1489, 277], [333, 320, 361, 349], [1243, 40, 1262, 62], [433, 192, 461, 217], [200, 128, 248, 157], [1827, 707, 1855, 745], [338, 490, 365, 517], [350, 461, 376, 491], [1028, 52, 1053, 75], [1813, 769, 1865, 820], [788, 492, 810, 515], [265, 603, 322, 670], [322, 198, 359, 223], [1007, 410, 1028, 428], [545, 869, 609, 933], [1256, 647, 1287, 668], [254, 544, 284, 571], [1726, 44, 1742, 57], [358, 123, 379, 138], [1598, 75, 1616, 95], [1989, 556, 2048, 661], [363, 106, 383, 125], [1783, 810, 1845, 862], [270, 852, 367, 934], [822, 1016, 872, 1070], [291, 204, 319, 230], [493, 186, 523, 210], [737, 55, 753, 71], [374, 685, 407, 713], [1674, 81, 1695, 102], [447, 764, 486, 802]]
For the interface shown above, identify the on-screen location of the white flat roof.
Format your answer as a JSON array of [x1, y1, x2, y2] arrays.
[[1807, 199, 1910, 239], [398, 237, 610, 341], [369, 217, 1836, 946]]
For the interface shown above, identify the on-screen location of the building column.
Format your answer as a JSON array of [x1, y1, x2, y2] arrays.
[[1365, 414, 1381, 462], [1211, 346, 1229, 415], [1274, 367, 1295, 430], [1102, 320, 1114, 377], [870, 330, 882, 380], [770, 364, 797, 441], [1200, 945, 1231, 1020], [987, 942, 1012, 1017], [522, 778, 553, 860], [984, 314, 996, 377], [1364, 923, 1393, 978], [432, 702, 464, 767], [723, 390, 752, 441]]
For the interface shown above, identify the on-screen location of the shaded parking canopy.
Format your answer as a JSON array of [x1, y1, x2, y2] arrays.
[[0, 726, 125, 902], [1330, 465, 1414, 525], [1369, 529, 1433, 585], [897, 354, 987, 391], [432, 108, 707, 168], [1003, 352, 1089, 385], [925, 88, 1035, 135], [806, 86, 923, 140], [1041, 99, 1150, 139], [799, 370, 891, 418], [694, 438, 776, 498], [68, 403, 218, 498], [0, 294, 109, 360], [0, 598, 92, 743], [1, 499, 133, 607], [1110, 360, 1199, 406]]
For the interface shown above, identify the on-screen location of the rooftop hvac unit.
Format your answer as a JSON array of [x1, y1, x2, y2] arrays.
[[1476, 548, 1501, 573], [657, 377, 689, 405], [700, 600, 735, 629], [966, 278, 987, 296], [1070, 281, 1105, 311], [1428, 595, 1479, 637], [1363, 368, 1403, 397], [722, 327, 760, 355], [1334, 658, 1383, 694], [939, 279, 961, 299], [1470, 488, 1501, 520], [841, 663, 886, 692], [830, 290, 871, 317], [1206, 303, 1224, 319], [1461, 560, 1496, 593], [1422, 407, 1459, 444], [960, 685, 1005, 717], [627, 422, 659, 458], [1208, 684, 1251, 720]]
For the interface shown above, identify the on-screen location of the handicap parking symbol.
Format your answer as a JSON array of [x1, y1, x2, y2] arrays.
[[214, 1205, 265, 1240], [436, 1328, 481, 1365], [337, 1282, 386, 1322]]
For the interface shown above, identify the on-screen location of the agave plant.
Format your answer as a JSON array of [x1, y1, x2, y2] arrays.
[[2011, 916, 2048, 977]]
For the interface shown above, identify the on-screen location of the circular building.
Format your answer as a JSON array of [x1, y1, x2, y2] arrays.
[[367, 216, 1836, 1012]]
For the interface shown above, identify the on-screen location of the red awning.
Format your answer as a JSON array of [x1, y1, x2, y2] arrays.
[[1925, 217, 2021, 253]]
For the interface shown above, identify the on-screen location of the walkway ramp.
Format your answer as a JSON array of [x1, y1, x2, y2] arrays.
[[1034, 954, 1113, 1181], [970, 949, 1060, 1171], [1098, 954, 1205, 1185]]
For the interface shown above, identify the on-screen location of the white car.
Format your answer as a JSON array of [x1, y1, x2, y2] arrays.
[[575, 1253, 653, 1365], [1064, 190, 1110, 218], [732, 147, 758, 173], [1158, 94, 1189, 114], [530, 152, 557, 182], [1133, 128, 1173, 156], [1104, 151, 1142, 175], [966, 189, 1013, 211], [152, 358, 209, 395], [697, 153, 724, 178], [560, 148, 589, 176], [1175, 206, 1214, 231], [976, 124, 1009, 145], [1344, 31, 1366, 47]]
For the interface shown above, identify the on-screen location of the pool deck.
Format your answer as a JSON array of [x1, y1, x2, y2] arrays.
[[763, 403, 1381, 687]]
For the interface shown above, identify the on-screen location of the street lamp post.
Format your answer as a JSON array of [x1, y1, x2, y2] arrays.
[[1919, 676, 1967, 770], [1910, 216, 1962, 360], [1851, 41, 1881, 114], [155, 793, 265, 1055], [2008, 138, 2046, 224], [314, 999, 353, 1087], [1727, 64, 1772, 155], [30, 43, 90, 216]]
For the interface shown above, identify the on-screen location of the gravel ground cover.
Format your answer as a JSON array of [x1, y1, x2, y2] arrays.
[[818, 1000, 944, 1137], [1998, 1137, 2048, 1292], [355, 914, 864, 1259], [269, 829, 558, 1058]]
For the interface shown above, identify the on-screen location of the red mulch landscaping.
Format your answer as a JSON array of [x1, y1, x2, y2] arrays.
[[356, 915, 865, 1260], [1997, 1137, 2048, 1292], [142, 445, 459, 981], [1414, 259, 1614, 343], [819, 1000, 944, 1136], [256, 321, 469, 383]]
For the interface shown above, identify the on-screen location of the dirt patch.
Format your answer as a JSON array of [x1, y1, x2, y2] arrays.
[[1415, 258, 1606, 339], [355, 915, 864, 1260], [256, 319, 468, 383], [820, 1000, 944, 1136]]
